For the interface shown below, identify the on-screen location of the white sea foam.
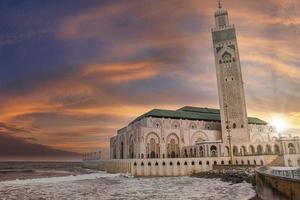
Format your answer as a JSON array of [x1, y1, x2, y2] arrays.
[[0, 172, 256, 200]]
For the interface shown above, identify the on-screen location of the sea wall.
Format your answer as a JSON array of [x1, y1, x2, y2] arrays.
[[256, 167, 300, 200], [83, 155, 278, 176]]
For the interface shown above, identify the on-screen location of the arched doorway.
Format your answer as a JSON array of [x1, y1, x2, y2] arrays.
[[265, 145, 272, 154], [199, 146, 204, 157], [120, 141, 124, 159], [166, 133, 180, 158], [210, 145, 218, 157], [249, 145, 255, 155], [233, 146, 238, 156], [240, 146, 246, 156], [149, 138, 157, 158], [257, 145, 263, 155]]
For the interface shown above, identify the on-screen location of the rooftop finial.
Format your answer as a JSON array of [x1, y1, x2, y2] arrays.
[[218, 0, 222, 9]]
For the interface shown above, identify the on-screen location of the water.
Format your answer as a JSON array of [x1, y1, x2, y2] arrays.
[[0, 162, 256, 200]]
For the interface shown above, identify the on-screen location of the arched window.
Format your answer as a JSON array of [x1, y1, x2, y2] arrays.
[[288, 143, 296, 154], [233, 123, 236, 129]]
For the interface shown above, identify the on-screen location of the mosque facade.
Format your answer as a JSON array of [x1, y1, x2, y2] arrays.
[[106, 3, 300, 172]]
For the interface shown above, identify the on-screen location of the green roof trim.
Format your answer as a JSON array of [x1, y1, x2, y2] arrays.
[[130, 106, 267, 125]]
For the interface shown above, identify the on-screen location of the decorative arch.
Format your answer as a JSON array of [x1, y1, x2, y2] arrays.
[[191, 131, 209, 145], [274, 144, 280, 154], [153, 119, 162, 128], [112, 140, 117, 159], [118, 135, 125, 159], [288, 143, 296, 154], [171, 121, 180, 129], [233, 146, 238, 156], [249, 145, 255, 154], [257, 145, 263, 155], [199, 146, 205, 157], [189, 122, 197, 129], [145, 132, 160, 158], [252, 134, 264, 143], [265, 144, 272, 154], [210, 145, 218, 157], [240, 146, 247, 156], [128, 135, 135, 158], [166, 133, 180, 158]]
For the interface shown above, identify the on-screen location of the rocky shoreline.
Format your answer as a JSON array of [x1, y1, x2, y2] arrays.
[[191, 168, 256, 185]]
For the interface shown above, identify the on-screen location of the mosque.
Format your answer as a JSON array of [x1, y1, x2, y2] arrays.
[[85, 3, 300, 175]]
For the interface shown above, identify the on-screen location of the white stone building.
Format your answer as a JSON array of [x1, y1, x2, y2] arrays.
[[107, 3, 300, 172]]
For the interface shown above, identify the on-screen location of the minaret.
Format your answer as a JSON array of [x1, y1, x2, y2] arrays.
[[211, 1, 249, 143]]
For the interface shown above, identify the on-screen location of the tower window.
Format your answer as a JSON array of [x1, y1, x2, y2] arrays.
[[219, 60, 222, 64], [225, 78, 227, 82], [231, 78, 234, 81], [241, 124, 244, 128], [233, 58, 235, 62], [233, 123, 236, 129]]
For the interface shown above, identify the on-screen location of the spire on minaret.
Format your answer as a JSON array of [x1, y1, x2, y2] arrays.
[[218, 0, 222, 9]]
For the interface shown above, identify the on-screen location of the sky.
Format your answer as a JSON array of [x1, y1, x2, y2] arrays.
[[1, 0, 300, 155]]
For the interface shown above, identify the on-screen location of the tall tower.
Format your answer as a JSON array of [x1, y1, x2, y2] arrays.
[[211, 2, 249, 143]]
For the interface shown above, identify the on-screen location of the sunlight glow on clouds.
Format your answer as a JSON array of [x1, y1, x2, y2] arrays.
[[1, 0, 300, 153]]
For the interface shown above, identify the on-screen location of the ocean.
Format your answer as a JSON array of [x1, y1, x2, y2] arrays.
[[0, 162, 256, 200]]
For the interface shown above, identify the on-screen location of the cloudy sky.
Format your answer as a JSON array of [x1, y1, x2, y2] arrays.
[[1, 0, 300, 154]]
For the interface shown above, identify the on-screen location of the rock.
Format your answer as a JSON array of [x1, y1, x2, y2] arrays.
[[191, 168, 256, 185]]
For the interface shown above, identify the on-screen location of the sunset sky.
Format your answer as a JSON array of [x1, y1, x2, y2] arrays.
[[1, 0, 300, 155]]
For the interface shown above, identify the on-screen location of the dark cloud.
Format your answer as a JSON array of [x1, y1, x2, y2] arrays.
[[0, 133, 80, 158]]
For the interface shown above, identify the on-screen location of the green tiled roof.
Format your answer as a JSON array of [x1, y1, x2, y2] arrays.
[[130, 106, 267, 125]]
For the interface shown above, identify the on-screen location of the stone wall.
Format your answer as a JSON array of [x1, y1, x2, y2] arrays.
[[83, 155, 279, 177], [256, 168, 300, 200]]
